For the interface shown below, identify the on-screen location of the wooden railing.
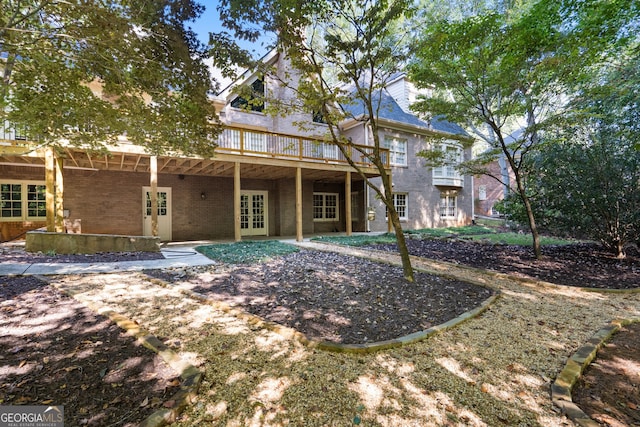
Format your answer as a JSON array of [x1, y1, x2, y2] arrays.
[[0, 121, 31, 142], [0, 122, 390, 169], [215, 126, 389, 168]]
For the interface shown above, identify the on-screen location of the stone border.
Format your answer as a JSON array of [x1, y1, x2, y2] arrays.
[[38, 276, 203, 427], [315, 293, 500, 353], [148, 275, 500, 354], [551, 318, 640, 427]]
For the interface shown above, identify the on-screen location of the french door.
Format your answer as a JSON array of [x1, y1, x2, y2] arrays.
[[142, 187, 172, 241], [240, 191, 268, 236]]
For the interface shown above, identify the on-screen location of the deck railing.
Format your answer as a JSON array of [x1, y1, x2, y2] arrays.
[[0, 122, 390, 169], [216, 127, 389, 168], [0, 121, 32, 143]]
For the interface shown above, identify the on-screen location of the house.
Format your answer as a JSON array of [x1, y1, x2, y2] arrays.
[[472, 129, 521, 218], [0, 52, 472, 243], [342, 74, 475, 232]]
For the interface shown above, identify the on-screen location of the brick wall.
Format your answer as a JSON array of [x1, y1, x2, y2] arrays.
[[346, 127, 475, 232], [2, 164, 365, 241]]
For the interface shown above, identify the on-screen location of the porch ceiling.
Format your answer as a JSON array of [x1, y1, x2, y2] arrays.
[[0, 148, 378, 183]]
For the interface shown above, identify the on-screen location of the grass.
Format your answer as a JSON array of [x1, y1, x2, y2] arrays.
[[312, 225, 497, 247], [463, 232, 579, 246], [406, 225, 497, 238], [196, 226, 582, 262], [312, 224, 581, 247], [196, 240, 299, 264]]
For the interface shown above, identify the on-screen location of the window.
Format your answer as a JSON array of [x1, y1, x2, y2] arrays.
[[478, 185, 487, 201], [383, 136, 407, 166], [440, 193, 457, 218], [312, 110, 327, 124], [1, 181, 47, 221], [433, 144, 462, 179], [230, 78, 265, 113], [313, 193, 339, 221], [386, 193, 408, 221]]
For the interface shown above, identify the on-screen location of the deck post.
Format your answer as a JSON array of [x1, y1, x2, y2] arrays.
[[45, 146, 55, 232], [54, 155, 64, 232], [296, 167, 303, 242], [387, 172, 393, 233], [345, 171, 352, 235], [234, 162, 242, 242], [150, 155, 158, 237]]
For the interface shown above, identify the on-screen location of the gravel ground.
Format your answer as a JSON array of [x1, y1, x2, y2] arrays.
[[45, 244, 640, 427], [0, 276, 180, 426]]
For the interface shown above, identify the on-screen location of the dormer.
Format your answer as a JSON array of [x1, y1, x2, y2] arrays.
[[385, 73, 432, 114]]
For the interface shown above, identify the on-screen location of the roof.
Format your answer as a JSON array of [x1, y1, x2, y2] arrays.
[[342, 89, 469, 138]]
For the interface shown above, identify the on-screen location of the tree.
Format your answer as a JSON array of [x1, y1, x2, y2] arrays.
[[523, 52, 640, 258], [408, 0, 639, 259], [535, 133, 639, 258], [2, 0, 219, 156], [212, 0, 417, 281], [408, 11, 559, 259], [2, 0, 220, 233]]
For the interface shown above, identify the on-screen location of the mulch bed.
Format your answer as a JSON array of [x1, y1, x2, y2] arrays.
[[0, 276, 180, 427], [0, 246, 164, 264], [145, 250, 495, 344], [367, 239, 640, 289], [572, 322, 640, 427]]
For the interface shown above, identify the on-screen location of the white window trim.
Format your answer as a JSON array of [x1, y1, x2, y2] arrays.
[[0, 179, 47, 222], [440, 193, 458, 219], [383, 136, 408, 167], [433, 142, 463, 179], [386, 192, 408, 221], [313, 192, 339, 222]]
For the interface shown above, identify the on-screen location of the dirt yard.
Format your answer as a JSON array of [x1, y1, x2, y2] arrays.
[[1, 239, 638, 426]]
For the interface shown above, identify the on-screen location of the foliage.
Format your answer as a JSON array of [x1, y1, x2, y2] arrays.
[[196, 241, 299, 264], [408, 225, 496, 237], [532, 133, 640, 258], [312, 233, 397, 247], [211, 0, 417, 281], [1, 0, 220, 156], [464, 232, 580, 246], [407, 0, 639, 259], [311, 226, 577, 247]]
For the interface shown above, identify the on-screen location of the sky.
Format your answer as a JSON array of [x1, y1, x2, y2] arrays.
[[191, 1, 271, 52], [190, 1, 270, 90]]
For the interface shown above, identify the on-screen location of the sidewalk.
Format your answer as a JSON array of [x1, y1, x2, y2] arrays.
[[0, 244, 216, 276], [0, 234, 374, 276]]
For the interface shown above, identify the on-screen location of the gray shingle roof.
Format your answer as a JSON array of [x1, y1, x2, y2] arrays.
[[342, 89, 468, 138]]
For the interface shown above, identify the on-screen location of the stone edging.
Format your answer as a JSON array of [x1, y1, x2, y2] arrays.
[[38, 276, 203, 427], [148, 275, 500, 354], [315, 293, 500, 353], [551, 317, 640, 427]]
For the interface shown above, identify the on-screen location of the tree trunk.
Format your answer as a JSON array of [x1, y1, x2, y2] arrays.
[[389, 208, 414, 282], [521, 188, 542, 259], [379, 172, 415, 282]]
